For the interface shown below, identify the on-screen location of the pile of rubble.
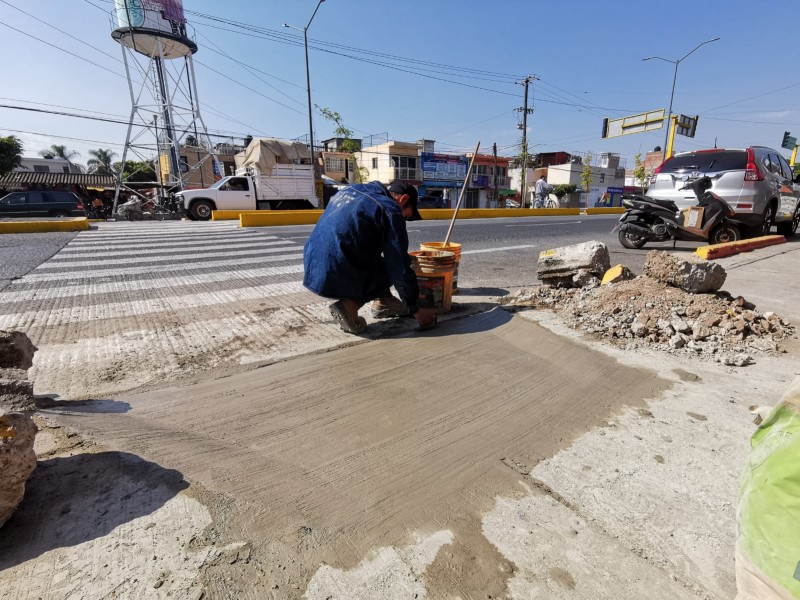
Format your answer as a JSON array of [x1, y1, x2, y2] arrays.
[[1, 331, 38, 528], [502, 242, 795, 366]]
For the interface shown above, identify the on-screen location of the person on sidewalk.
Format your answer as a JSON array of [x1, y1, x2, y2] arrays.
[[534, 174, 554, 209], [303, 180, 438, 334]]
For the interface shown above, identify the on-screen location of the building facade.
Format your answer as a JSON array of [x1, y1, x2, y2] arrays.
[[16, 157, 84, 174], [355, 140, 422, 186]]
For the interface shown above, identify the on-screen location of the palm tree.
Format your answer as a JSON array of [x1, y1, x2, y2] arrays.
[[87, 148, 117, 175], [39, 144, 80, 161]]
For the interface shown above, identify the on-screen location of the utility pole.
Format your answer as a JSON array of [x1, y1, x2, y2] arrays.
[[492, 142, 498, 208], [515, 75, 535, 208]]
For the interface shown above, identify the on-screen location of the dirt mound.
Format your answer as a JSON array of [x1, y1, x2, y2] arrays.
[[502, 277, 795, 366]]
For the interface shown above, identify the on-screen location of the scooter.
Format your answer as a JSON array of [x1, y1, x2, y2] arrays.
[[613, 176, 742, 249], [116, 197, 144, 221]]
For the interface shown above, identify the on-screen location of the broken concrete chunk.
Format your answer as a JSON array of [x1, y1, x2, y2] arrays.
[[601, 264, 635, 286], [0, 412, 37, 528], [537, 241, 611, 288], [642, 251, 727, 294], [669, 335, 686, 349], [0, 379, 35, 412], [0, 332, 37, 371]]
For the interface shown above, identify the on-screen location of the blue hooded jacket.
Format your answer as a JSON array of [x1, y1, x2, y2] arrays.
[[303, 182, 420, 313]]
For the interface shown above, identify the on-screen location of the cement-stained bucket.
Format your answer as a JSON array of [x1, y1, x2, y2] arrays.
[[409, 250, 455, 314], [420, 241, 461, 294]]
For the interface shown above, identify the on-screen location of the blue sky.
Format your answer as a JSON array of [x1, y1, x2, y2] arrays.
[[1, 0, 798, 169]]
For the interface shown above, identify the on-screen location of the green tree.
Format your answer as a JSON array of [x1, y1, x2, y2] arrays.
[[39, 144, 80, 161], [112, 159, 157, 183], [581, 152, 594, 207], [317, 106, 368, 183], [633, 153, 646, 194], [552, 183, 577, 200], [0, 135, 23, 176], [87, 148, 117, 174]]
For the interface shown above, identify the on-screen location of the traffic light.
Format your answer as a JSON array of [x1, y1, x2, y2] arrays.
[[783, 132, 791, 149]]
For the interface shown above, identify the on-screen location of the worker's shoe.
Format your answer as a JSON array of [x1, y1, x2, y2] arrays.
[[370, 295, 409, 319], [330, 299, 367, 334]]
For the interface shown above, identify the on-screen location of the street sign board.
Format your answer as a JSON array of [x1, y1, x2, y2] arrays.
[[675, 114, 699, 138], [602, 109, 665, 138]]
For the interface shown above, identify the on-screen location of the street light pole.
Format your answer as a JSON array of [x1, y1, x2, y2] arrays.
[[643, 37, 720, 158], [284, 0, 325, 166]]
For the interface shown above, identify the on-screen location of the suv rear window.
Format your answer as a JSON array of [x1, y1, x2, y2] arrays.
[[660, 150, 747, 174]]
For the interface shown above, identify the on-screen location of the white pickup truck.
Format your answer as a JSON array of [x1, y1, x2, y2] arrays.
[[176, 137, 320, 220]]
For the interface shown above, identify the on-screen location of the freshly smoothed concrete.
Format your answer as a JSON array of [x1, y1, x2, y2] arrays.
[[37, 308, 666, 598]]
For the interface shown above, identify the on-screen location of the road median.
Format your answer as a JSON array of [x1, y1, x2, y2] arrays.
[[233, 207, 581, 227], [0, 217, 89, 234]]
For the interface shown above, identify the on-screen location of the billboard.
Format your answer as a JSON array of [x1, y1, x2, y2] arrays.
[[421, 153, 468, 182]]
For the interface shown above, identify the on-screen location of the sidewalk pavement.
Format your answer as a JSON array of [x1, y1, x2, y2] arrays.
[[714, 238, 800, 324], [3, 240, 799, 599]]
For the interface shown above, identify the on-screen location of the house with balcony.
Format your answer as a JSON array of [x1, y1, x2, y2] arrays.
[[466, 152, 513, 208], [355, 140, 422, 186], [319, 137, 361, 184], [548, 152, 627, 207]]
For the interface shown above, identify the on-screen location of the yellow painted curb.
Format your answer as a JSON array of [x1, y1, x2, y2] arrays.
[[586, 207, 625, 215], [234, 207, 582, 227], [418, 208, 580, 219], [695, 235, 786, 260], [240, 211, 323, 227], [0, 217, 90, 234]]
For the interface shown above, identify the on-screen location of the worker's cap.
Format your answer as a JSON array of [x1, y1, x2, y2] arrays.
[[387, 180, 422, 221]]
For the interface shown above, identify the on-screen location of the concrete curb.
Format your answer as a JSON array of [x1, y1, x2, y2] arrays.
[[233, 207, 582, 227], [585, 207, 625, 215], [0, 217, 90, 234], [695, 235, 786, 260]]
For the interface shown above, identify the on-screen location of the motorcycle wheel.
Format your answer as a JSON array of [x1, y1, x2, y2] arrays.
[[709, 223, 740, 245], [618, 229, 648, 249], [127, 210, 143, 222]]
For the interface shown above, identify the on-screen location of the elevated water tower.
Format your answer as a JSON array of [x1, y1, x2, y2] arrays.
[[111, 0, 217, 208]]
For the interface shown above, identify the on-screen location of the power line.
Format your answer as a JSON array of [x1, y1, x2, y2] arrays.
[[0, 20, 124, 79]]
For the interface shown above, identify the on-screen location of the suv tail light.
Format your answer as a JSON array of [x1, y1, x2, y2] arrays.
[[744, 148, 763, 181], [76, 201, 84, 210], [649, 160, 667, 186]]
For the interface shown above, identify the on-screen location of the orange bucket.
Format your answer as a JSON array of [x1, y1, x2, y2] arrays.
[[409, 250, 455, 314], [420, 242, 461, 294]]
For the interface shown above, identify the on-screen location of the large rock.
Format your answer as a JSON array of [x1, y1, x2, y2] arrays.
[[0, 411, 37, 528], [537, 241, 611, 288], [0, 331, 37, 371], [0, 379, 35, 412], [642, 250, 727, 293]]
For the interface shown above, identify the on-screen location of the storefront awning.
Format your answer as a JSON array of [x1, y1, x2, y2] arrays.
[[0, 171, 116, 188]]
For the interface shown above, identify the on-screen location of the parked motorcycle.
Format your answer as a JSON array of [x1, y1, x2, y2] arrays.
[[613, 176, 742, 249], [116, 197, 144, 221]]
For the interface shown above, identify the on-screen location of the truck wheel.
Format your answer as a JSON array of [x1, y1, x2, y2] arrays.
[[190, 200, 214, 221]]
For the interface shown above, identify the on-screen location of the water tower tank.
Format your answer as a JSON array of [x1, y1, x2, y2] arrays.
[[112, 0, 197, 58]]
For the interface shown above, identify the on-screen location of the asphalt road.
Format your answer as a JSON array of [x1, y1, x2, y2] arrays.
[[0, 231, 79, 292], [275, 213, 702, 294], [1, 214, 701, 297]]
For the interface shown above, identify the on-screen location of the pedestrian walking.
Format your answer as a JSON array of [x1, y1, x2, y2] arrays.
[[303, 180, 437, 334], [534, 174, 554, 209]]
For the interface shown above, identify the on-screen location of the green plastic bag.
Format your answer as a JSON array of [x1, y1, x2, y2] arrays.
[[736, 377, 800, 599]]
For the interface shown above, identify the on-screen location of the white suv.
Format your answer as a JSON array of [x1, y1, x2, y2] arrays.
[[647, 147, 800, 237]]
